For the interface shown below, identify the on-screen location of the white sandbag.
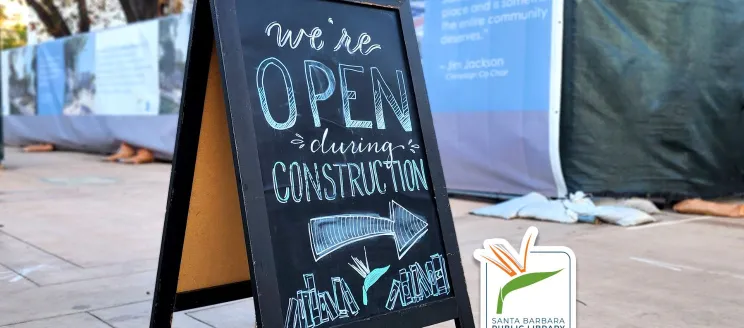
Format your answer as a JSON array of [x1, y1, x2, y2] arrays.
[[517, 201, 579, 224], [618, 198, 662, 214], [563, 191, 597, 214], [470, 192, 549, 220], [594, 197, 661, 214], [591, 206, 656, 227]]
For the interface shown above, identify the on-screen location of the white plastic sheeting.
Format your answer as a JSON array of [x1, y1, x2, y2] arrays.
[[3, 115, 177, 160]]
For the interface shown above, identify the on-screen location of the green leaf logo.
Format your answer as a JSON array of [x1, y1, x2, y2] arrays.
[[497, 269, 563, 314]]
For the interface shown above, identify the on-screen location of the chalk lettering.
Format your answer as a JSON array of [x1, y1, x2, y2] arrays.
[[265, 21, 324, 50], [257, 57, 297, 130], [333, 163, 347, 199], [361, 162, 377, 196], [339, 64, 371, 129], [372, 160, 387, 194], [273, 162, 289, 203], [305, 60, 336, 127], [322, 163, 337, 200], [270, 160, 426, 203], [385, 160, 398, 192], [308, 128, 405, 165], [334, 28, 382, 55], [304, 162, 323, 202], [289, 162, 303, 202], [371, 68, 411, 131], [258, 58, 413, 131], [389, 161, 407, 191], [411, 159, 428, 191], [348, 163, 365, 197], [403, 160, 415, 191]]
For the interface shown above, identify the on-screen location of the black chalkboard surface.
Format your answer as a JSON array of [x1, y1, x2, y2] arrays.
[[151, 0, 474, 327], [238, 0, 455, 326]]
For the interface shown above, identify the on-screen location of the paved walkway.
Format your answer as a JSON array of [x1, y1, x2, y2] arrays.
[[0, 147, 742, 327]]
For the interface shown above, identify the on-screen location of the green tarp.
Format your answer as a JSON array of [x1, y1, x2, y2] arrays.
[[561, 0, 744, 200]]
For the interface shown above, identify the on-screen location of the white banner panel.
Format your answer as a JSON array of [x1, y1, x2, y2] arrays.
[[94, 20, 160, 115]]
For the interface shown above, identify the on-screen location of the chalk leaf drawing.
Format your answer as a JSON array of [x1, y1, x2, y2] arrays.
[[308, 200, 429, 261], [348, 247, 391, 306], [407, 139, 420, 154], [285, 273, 360, 328], [291, 133, 305, 149], [386, 254, 450, 310]]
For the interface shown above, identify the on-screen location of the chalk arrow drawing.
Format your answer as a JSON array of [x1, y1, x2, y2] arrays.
[[309, 200, 428, 262]]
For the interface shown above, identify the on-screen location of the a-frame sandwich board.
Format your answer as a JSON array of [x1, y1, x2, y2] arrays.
[[151, 0, 475, 327], [149, 0, 254, 326]]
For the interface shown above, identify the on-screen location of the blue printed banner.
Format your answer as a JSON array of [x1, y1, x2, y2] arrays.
[[63, 34, 96, 115], [36, 39, 66, 116], [423, 0, 554, 112]]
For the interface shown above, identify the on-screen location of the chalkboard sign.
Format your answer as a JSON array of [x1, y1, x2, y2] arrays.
[[244, 0, 457, 325], [151, 0, 473, 327]]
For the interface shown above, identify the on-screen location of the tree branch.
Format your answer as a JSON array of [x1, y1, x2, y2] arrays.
[[26, 0, 71, 37], [118, 0, 137, 23], [77, 0, 91, 33], [119, 0, 158, 23]]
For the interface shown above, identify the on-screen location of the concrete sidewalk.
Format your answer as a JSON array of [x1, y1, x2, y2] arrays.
[[1, 147, 743, 327]]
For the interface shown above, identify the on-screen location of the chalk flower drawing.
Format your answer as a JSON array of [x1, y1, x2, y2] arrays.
[[474, 227, 563, 314], [348, 247, 390, 306]]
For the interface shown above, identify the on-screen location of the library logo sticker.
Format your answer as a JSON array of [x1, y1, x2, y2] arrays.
[[473, 227, 576, 328]]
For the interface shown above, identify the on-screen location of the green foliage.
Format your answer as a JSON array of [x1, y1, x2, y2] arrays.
[[1, 4, 28, 50], [1, 24, 28, 50]]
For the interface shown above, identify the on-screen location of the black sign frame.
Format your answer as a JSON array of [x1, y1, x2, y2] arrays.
[[151, 0, 475, 327], [150, 0, 255, 325]]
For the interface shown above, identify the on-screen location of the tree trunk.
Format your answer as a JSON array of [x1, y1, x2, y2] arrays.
[[26, 0, 72, 37], [119, 0, 159, 23], [77, 0, 91, 33], [118, 0, 137, 23]]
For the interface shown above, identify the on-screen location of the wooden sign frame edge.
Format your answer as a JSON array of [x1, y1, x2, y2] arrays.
[[150, 1, 256, 326]]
